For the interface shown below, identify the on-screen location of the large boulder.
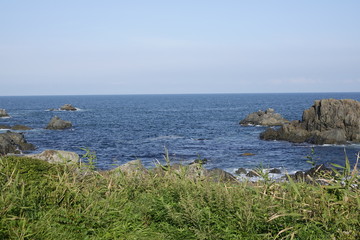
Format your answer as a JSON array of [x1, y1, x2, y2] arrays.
[[60, 104, 77, 111], [0, 109, 10, 118], [46, 116, 72, 130], [0, 131, 36, 155], [111, 159, 147, 175], [26, 150, 79, 164], [261, 99, 360, 144], [240, 108, 289, 126]]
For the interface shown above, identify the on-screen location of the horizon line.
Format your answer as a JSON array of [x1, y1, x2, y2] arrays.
[[1, 91, 360, 97]]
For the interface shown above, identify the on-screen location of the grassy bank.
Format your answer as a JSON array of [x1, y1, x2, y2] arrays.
[[0, 156, 359, 239]]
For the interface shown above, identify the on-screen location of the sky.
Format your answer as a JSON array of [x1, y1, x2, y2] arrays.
[[0, 0, 359, 96]]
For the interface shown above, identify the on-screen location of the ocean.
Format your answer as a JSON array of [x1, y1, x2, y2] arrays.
[[1, 93, 360, 176]]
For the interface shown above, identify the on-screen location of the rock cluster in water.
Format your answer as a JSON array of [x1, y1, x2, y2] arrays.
[[49, 104, 78, 111], [240, 108, 289, 126], [0, 131, 36, 155], [260, 99, 360, 144], [46, 116, 72, 130], [0, 109, 10, 118]]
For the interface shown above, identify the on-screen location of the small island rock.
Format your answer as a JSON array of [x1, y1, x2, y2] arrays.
[[0, 109, 10, 118], [60, 104, 77, 111], [261, 99, 360, 144], [46, 116, 72, 130], [240, 108, 289, 126]]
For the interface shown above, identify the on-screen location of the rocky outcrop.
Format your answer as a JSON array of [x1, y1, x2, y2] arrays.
[[0, 109, 10, 118], [0, 125, 11, 129], [0, 131, 36, 155], [26, 150, 79, 164], [240, 108, 289, 126], [46, 116, 72, 130], [48, 104, 78, 111], [288, 164, 335, 183], [261, 99, 360, 144], [60, 104, 77, 111]]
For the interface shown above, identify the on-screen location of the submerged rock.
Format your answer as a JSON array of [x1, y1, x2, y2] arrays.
[[46, 116, 72, 130], [240, 108, 289, 126], [0, 109, 10, 118], [26, 150, 79, 164], [240, 152, 256, 156], [0, 131, 36, 155], [261, 99, 360, 144], [11, 125, 33, 130]]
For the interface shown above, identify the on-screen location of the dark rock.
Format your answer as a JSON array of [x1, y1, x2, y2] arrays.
[[269, 168, 281, 174], [288, 164, 335, 183], [235, 167, 247, 175], [190, 158, 208, 165], [205, 168, 238, 183], [46, 116, 72, 130], [11, 125, 33, 130], [0, 125, 11, 129], [305, 164, 334, 178], [60, 104, 77, 111], [0, 109, 10, 118], [246, 170, 260, 177], [240, 108, 289, 126], [0, 131, 36, 155], [260, 99, 360, 144]]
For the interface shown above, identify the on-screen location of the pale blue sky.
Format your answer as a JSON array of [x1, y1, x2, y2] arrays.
[[0, 1, 359, 95]]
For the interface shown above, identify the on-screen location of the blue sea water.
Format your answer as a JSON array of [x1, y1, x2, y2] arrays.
[[1, 93, 360, 175]]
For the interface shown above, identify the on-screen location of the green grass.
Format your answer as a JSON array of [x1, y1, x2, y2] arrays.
[[0, 155, 359, 239]]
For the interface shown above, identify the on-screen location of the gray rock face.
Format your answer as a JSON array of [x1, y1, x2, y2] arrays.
[[240, 108, 289, 126], [46, 116, 72, 130], [0, 109, 10, 118], [26, 150, 79, 164], [111, 159, 147, 175], [60, 104, 77, 111], [261, 99, 360, 144], [0, 131, 36, 155]]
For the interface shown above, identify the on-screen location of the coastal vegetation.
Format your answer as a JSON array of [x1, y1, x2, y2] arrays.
[[0, 152, 359, 239]]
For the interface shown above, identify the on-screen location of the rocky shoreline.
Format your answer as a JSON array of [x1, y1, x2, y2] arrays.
[[1, 98, 360, 182]]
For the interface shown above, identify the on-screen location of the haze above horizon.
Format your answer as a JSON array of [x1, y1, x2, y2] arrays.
[[1, 1, 359, 96]]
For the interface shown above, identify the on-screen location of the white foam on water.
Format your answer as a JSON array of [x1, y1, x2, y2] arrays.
[[148, 135, 184, 141]]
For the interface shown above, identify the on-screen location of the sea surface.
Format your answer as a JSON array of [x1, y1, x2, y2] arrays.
[[1, 93, 360, 177]]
